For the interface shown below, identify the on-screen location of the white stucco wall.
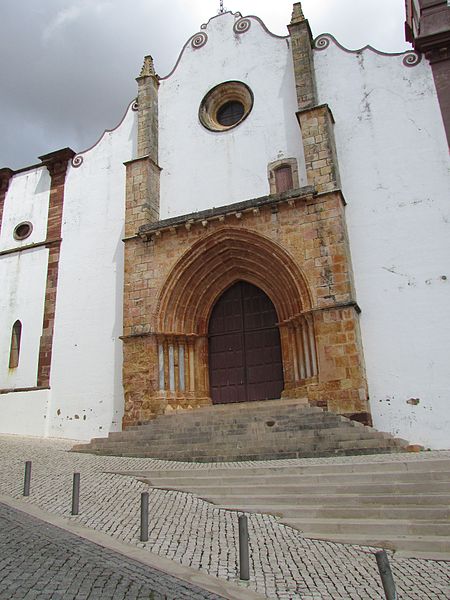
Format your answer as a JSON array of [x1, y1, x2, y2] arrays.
[[0, 249, 49, 390], [0, 168, 51, 436], [0, 390, 50, 437], [159, 12, 306, 219], [0, 167, 50, 385], [47, 104, 137, 440], [0, 167, 51, 252], [314, 38, 450, 448]]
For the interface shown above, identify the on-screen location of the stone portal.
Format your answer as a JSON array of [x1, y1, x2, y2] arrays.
[[208, 281, 284, 404]]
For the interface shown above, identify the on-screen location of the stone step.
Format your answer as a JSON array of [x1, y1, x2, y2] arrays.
[[279, 517, 450, 537], [93, 429, 404, 449], [141, 457, 450, 477], [88, 426, 398, 450], [203, 493, 450, 507], [127, 398, 317, 427], [84, 441, 404, 463], [106, 417, 359, 441], [81, 445, 405, 461], [72, 395, 410, 461], [152, 397, 312, 416], [217, 503, 450, 520], [124, 456, 450, 555], [292, 532, 450, 556], [147, 480, 450, 496], [92, 422, 342, 443], [143, 470, 450, 487]]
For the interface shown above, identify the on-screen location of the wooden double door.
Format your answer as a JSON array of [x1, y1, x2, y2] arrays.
[[208, 281, 284, 404]]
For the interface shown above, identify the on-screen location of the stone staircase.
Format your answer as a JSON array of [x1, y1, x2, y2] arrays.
[[72, 397, 409, 461], [139, 457, 450, 558]]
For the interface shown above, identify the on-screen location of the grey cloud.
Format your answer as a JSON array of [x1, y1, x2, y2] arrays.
[[0, 0, 409, 170]]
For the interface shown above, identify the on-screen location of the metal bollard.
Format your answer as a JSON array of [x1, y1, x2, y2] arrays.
[[140, 492, 149, 542], [238, 514, 250, 580], [23, 461, 32, 496], [71, 473, 80, 515], [375, 550, 398, 600]]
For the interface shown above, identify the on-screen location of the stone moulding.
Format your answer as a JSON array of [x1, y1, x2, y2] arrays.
[[138, 185, 315, 240], [71, 98, 138, 168], [154, 227, 314, 335], [160, 12, 288, 82], [0, 386, 50, 395], [314, 33, 422, 67]]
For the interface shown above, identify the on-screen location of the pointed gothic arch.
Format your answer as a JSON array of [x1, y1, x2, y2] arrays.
[[155, 228, 312, 334], [154, 228, 317, 402]]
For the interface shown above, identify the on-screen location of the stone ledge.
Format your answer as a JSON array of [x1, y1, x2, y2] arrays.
[[0, 386, 50, 395], [0, 238, 61, 257], [137, 185, 316, 239]]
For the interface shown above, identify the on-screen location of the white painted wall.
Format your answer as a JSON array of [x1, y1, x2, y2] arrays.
[[0, 167, 51, 436], [47, 105, 137, 440], [0, 167, 50, 251], [314, 39, 450, 448], [0, 248, 48, 390], [159, 12, 306, 219], [0, 390, 50, 437]]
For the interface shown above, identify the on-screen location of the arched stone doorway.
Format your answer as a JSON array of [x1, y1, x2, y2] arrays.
[[151, 228, 316, 408], [122, 225, 371, 427], [208, 281, 284, 404]]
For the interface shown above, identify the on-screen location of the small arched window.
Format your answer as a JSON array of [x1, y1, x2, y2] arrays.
[[274, 165, 294, 194], [9, 320, 22, 369]]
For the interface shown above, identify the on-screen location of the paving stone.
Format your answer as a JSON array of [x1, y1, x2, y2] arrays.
[[0, 504, 222, 600], [0, 435, 449, 599]]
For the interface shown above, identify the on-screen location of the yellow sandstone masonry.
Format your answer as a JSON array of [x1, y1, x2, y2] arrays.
[[122, 194, 370, 426]]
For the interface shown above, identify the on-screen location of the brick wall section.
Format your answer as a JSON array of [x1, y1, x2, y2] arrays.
[[297, 105, 341, 193], [124, 157, 161, 238], [428, 49, 450, 147], [287, 3, 317, 110], [122, 56, 161, 424], [122, 190, 370, 426], [123, 55, 160, 238], [289, 6, 342, 194], [406, 0, 450, 147], [0, 168, 14, 233], [136, 56, 159, 160], [37, 148, 75, 388]]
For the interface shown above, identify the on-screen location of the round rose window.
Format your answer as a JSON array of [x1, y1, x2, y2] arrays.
[[199, 81, 253, 132], [13, 222, 33, 241]]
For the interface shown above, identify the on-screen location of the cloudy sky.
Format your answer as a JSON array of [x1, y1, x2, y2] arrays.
[[0, 0, 410, 170]]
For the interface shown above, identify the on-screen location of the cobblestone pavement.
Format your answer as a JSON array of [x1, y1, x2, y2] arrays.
[[0, 503, 224, 600], [0, 435, 449, 599]]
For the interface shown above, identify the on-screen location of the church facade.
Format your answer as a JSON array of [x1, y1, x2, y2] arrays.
[[1, 2, 449, 449]]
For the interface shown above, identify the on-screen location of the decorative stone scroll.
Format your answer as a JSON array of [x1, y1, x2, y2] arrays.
[[402, 52, 422, 67], [234, 18, 251, 34], [191, 32, 208, 49], [71, 155, 84, 168], [314, 35, 331, 51]]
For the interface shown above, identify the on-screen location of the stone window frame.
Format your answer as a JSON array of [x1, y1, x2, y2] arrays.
[[13, 221, 33, 241], [267, 158, 300, 195], [199, 81, 254, 132]]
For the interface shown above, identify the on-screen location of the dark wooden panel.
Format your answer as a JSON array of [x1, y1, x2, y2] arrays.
[[208, 281, 284, 405], [275, 166, 294, 194]]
